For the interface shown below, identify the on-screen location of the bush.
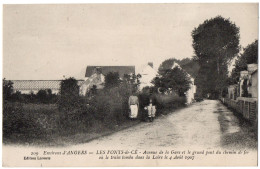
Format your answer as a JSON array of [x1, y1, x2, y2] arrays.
[[78, 82, 135, 129], [10, 91, 24, 102], [155, 94, 186, 112], [8, 90, 58, 104], [3, 101, 50, 140], [105, 72, 121, 88], [37, 89, 48, 103], [92, 86, 129, 125], [89, 93, 111, 122], [58, 77, 80, 111], [3, 79, 13, 101]]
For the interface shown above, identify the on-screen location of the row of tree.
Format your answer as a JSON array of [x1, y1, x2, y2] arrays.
[[3, 79, 58, 104]]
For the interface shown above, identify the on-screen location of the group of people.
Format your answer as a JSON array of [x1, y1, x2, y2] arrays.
[[128, 94, 157, 122]]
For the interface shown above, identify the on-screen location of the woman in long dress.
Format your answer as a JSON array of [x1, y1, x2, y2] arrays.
[[128, 95, 139, 120]]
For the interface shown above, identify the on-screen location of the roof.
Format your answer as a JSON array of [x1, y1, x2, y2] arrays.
[[10, 80, 84, 91], [85, 66, 135, 78], [251, 69, 258, 75]]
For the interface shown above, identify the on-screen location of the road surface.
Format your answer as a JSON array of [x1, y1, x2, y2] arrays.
[[76, 99, 257, 150]]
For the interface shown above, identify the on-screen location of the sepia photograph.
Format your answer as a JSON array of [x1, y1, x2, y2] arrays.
[[2, 3, 258, 167]]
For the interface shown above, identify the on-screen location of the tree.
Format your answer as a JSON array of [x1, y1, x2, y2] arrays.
[[122, 73, 141, 93], [230, 40, 258, 84], [192, 16, 240, 98], [47, 89, 52, 95], [3, 79, 13, 101], [153, 67, 191, 96], [158, 58, 199, 78], [59, 77, 80, 111], [105, 72, 121, 88], [36, 89, 48, 103], [158, 58, 178, 75]]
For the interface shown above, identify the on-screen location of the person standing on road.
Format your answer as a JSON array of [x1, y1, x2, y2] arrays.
[[128, 94, 139, 120], [145, 96, 157, 122]]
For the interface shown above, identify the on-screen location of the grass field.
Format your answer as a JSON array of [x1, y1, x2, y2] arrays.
[[3, 102, 138, 147]]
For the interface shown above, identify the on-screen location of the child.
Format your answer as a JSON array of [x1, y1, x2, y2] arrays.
[[145, 98, 156, 122]]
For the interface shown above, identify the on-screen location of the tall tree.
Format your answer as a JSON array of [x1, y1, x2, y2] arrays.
[[192, 16, 240, 98], [230, 40, 258, 84]]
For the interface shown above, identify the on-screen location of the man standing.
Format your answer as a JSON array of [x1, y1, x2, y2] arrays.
[[128, 95, 139, 120]]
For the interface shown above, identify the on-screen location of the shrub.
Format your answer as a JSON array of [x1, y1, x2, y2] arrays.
[[8, 89, 58, 104], [105, 72, 121, 88], [3, 101, 48, 140], [82, 83, 134, 128], [194, 93, 204, 102], [122, 73, 142, 93], [3, 79, 13, 101], [155, 93, 186, 112], [36, 89, 48, 103], [89, 93, 111, 122], [58, 77, 80, 111], [10, 91, 25, 102]]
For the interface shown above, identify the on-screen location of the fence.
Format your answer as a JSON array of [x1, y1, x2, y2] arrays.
[[221, 97, 258, 125]]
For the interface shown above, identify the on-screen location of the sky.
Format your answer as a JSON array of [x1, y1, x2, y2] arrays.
[[3, 3, 258, 80]]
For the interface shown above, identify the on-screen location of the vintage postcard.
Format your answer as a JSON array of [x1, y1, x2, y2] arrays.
[[2, 3, 258, 167]]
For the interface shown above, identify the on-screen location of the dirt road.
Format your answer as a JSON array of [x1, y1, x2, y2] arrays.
[[76, 99, 257, 150]]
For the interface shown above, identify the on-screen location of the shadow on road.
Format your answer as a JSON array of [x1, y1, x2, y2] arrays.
[[215, 101, 257, 150]]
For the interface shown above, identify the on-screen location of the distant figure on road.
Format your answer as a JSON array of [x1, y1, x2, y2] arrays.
[[128, 95, 139, 120]]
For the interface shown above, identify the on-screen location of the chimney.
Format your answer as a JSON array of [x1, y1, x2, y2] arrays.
[[96, 67, 102, 74], [148, 62, 153, 68], [93, 67, 102, 75]]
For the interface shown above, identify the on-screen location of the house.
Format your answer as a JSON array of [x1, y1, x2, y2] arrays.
[[137, 62, 158, 90], [230, 64, 258, 98], [80, 66, 135, 96], [248, 69, 258, 98], [79, 73, 105, 96], [247, 64, 258, 98], [247, 64, 258, 74], [85, 66, 135, 79]]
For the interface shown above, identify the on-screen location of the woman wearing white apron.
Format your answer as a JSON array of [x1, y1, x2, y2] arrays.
[[128, 95, 139, 120]]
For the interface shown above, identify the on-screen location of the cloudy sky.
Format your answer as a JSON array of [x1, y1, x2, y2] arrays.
[[3, 3, 258, 80]]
